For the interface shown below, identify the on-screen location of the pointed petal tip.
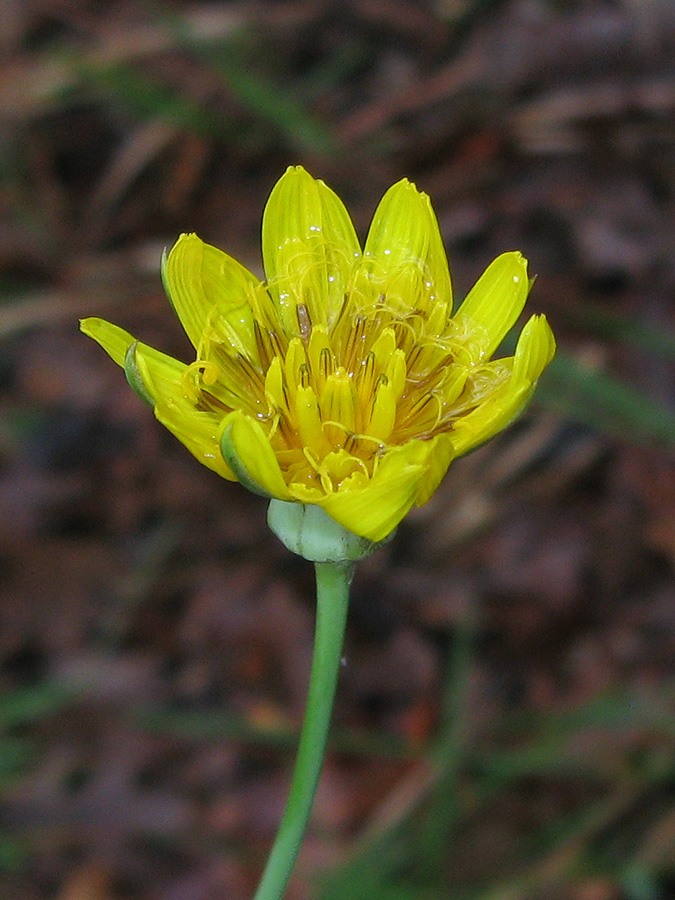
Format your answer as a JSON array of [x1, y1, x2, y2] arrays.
[[501, 249, 529, 273], [167, 232, 201, 254], [383, 178, 440, 213], [278, 164, 315, 185], [517, 313, 557, 378], [384, 176, 424, 201], [80, 317, 135, 367]]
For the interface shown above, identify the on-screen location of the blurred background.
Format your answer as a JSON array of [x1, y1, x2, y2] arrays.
[[1, 1, 674, 898]]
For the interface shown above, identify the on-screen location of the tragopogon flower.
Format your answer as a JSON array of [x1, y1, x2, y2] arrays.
[[81, 166, 555, 542]]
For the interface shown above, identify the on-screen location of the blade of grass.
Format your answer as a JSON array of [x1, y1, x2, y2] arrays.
[[621, 867, 663, 900], [136, 706, 413, 759], [0, 737, 36, 789], [473, 683, 675, 781], [163, 14, 337, 154], [205, 43, 337, 154], [318, 682, 672, 900], [0, 835, 30, 873], [0, 683, 76, 729], [317, 829, 419, 900], [472, 784, 643, 900], [559, 305, 675, 362], [537, 350, 675, 449], [318, 614, 477, 899], [0, 8, 246, 120], [418, 609, 476, 874], [74, 63, 230, 137]]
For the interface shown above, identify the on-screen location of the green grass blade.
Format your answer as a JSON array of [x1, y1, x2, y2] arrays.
[[537, 351, 675, 449]]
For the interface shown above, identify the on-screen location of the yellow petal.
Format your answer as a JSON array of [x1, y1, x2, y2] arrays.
[[128, 340, 188, 404], [155, 400, 235, 480], [287, 480, 327, 505], [320, 370, 357, 439], [162, 233, 260, 351], [295, 385, 332, 456], [512, 313, 556, 383], [307, 325, 333, 387], [370, 327, 397, 370], [455, 252, 530, 359], [450, 315, 555, 456], [220, 410, 292, 500], [80, 318, 175, 407], [450, 382, 531, 458], [264, 355, 287, 413], [384, 348, 408, 400], [80, 317, 134, 366], [125, 342, 235, 480], [414, 433, 455, 506], [317, 441, 435, 541], [365, 379, 396, 442], [262, 166, 361, 331], [363, 179, 452, 310]]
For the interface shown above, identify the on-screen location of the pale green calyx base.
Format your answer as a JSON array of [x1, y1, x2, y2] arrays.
[[267, 499, 393, 562]]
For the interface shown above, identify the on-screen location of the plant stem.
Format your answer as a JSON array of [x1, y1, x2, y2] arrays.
[[252, 560, 354, 900]]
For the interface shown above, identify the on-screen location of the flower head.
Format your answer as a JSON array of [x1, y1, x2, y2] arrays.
[[81, 166, 555, 541]]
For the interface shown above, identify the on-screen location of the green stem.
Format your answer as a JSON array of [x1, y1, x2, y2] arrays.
[[252, 560, 354, 900]]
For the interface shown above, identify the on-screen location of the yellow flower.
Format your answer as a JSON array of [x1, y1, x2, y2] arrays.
[[81, 166, 555, 542]]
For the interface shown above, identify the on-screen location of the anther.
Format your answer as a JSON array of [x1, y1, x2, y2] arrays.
[[297, 303, 312, 341], [319, 347, 333, 378]]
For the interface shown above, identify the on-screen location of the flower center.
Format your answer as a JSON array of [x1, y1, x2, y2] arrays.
[[183, 262, 507, 493]]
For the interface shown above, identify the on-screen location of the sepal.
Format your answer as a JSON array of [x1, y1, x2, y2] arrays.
[[267, 499, 393, 562], [220, 422, 273, 498], [124, 342, 155, 406]]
